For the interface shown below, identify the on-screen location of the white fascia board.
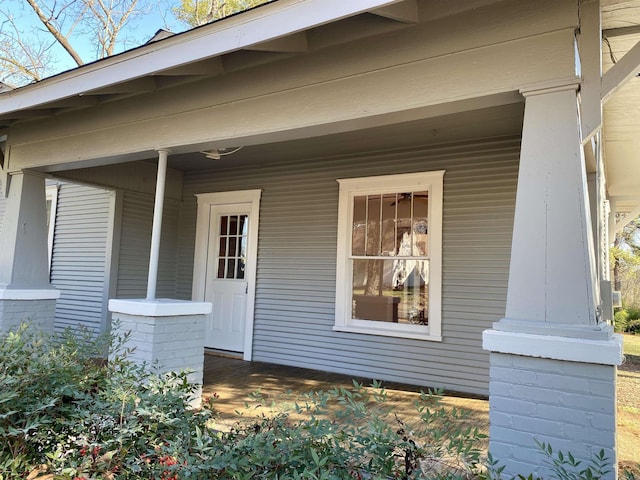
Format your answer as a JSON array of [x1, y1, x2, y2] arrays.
[[0, 0, 401, 116]]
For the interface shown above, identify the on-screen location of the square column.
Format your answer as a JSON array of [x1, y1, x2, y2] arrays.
[[0, 171, 59, 332], [109, 299, 212, 406], [483, 85, 622, 479]]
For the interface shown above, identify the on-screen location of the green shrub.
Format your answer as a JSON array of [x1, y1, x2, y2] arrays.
[[1, 322, 638, 479], [614, 307, 640, 333], [615, 309, 630, 333], [0, 323, 216, 479], [627, 319, 640, 335], [0, 323, 488, 479]]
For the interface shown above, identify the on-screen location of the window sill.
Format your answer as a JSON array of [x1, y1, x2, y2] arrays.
[[333, 324, 442, 342]]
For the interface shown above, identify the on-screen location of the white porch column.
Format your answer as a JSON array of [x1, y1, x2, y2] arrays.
[[0, 171, 59, 333], [483, 85, 623, 478], [146, 149, 169, 301], [108, 149, 211, 406]]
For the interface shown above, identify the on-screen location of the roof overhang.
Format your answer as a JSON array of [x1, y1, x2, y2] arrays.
[[0, 0, 410, 123], [602, 0, 640, 214]]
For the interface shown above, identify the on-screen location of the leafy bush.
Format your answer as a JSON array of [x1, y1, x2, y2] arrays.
[[614, 309, 629, 333], [1, 323, 638, 480], [210, 383, 487, 479], [0, 323, 216, 479], [627, 319, 640, 335], [614, 307, 640, 333], [0, 323, 489, 479]]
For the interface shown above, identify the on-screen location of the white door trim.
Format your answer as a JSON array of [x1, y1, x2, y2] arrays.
[[192, 189, 261, 361]]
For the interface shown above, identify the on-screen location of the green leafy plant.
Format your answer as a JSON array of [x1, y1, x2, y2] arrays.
[[2, 322, 637, 480]]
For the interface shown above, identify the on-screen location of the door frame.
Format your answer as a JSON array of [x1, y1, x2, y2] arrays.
[[192, 189, 261, 361]]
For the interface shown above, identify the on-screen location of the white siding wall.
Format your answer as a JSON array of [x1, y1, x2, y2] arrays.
[[49, 183, 112, 335], [177, 138, 519, 396]]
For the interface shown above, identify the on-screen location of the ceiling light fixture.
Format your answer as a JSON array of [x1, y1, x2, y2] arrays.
[[201, 146, 243, 160]]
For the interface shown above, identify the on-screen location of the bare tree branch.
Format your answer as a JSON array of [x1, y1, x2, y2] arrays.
[[0, 0, 151, 86], [24, 0, 85, 66]]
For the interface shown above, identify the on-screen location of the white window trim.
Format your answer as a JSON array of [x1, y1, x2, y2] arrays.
[[46, 184, 58, 269], [334, 171, 444, 341]]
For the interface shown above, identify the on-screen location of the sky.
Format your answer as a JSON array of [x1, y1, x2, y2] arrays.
[[2, 0, 188, 78]]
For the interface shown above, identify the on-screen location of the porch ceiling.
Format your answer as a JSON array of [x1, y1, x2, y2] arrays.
[[602, 0, 640, 212]]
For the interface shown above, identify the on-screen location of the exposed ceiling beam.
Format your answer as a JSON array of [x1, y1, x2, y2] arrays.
[[247, 32, 308, 53], [370, 0, 419, 24], [156, 57, 224, 76], [2, 109, 54, 119], [87, 77, 157, 95], [603, 25, 640, 38], [578, 0, 602, 142], [45, 96, 99, 109], [601, 38, 640, 102], [613, 202, 640, 235]]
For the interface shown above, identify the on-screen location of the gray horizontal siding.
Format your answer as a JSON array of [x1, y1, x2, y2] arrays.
[[50, 183, 112, 335], [116, 191, 180, 299], [178, 138, 519, 396]]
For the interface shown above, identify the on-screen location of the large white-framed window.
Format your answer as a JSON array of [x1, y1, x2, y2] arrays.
[[334, 171, 444, 341]]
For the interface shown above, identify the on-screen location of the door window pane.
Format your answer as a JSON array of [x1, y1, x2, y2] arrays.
[[216, 214, 249, 280]]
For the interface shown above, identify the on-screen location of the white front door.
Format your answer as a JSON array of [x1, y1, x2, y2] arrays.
[[192, 190, 261, 359], [204, 206, 250, 351]]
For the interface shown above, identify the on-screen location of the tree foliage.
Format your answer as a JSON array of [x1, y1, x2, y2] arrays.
[[172, 0, 267, 27], [611, 214, 640, 307]]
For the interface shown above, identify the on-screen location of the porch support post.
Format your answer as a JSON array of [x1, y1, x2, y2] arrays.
[[146, 148, 169, 301], [0, 170, 60, 333], [483, 85, 622, 478], [109, 149, 211, 406]]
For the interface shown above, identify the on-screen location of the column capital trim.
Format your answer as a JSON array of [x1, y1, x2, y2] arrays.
[[0, 288, 60, 300], [109, 298, 212, 317], [519, 79, 580, 97], [482, 328, 623, 366]]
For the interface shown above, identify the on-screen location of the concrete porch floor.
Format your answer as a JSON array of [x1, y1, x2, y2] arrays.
[[201, 352, 491, 433]]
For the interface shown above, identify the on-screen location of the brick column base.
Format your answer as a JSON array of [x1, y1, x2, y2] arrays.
[[0, 289, 60, 334], [483, 328, 622, 480], [109, 299, 212, 407], [489, 352, 617, 478]]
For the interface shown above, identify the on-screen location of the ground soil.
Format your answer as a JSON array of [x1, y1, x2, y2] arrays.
[[618, 337, 640, 472]]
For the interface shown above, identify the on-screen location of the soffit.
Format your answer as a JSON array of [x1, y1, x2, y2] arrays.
[[602, 0, 640, 211]]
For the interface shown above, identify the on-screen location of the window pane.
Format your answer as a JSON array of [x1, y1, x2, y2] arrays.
[[217, 259, 225, 278], [396, 194, 412, 256], [237, 257, 246, 279], [365, 195, 382, 256], [352, 195, 366, 256], [381, 193, 397, 256], [413, 192, 429, 256], [226, 259, 236, 279], [352, 259, 428, 325], [239, 236, 247, 259], [239, 215, 248, 236], [219, 215, 228, 235], [229, 216, 238, 235], [229, 237, 237, 259], [219, 237, 227, 257]]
